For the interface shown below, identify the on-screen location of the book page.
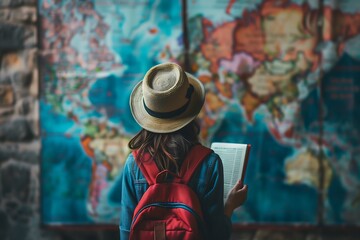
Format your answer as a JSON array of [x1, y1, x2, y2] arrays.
[[210, 142, 249, 199]]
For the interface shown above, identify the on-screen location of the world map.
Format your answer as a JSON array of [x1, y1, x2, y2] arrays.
[[39, 0, 360, 225]]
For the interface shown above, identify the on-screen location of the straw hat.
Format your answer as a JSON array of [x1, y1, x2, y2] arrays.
[[130, 62, 205, 133]]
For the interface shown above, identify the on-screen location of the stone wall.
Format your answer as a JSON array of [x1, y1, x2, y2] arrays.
[[0, 0, 36, 237], [0, 0, 58, 239], [0, 1, 359, 240]]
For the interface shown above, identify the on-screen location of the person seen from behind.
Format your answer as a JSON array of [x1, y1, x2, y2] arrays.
[[120, 62, 248, 239]]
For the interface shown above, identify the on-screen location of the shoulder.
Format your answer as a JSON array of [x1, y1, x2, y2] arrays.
[[123, 152, 137, 176], [123, 152, 145, 181], [124, 152, 136, 169], [194, 150, 223, 180], [202, 151, 223, 171], [194, 145, 222, 166], [188, 150, 223, 196]]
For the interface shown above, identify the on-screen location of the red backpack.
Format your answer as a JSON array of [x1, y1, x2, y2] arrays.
[[130, 145, 213, 240]]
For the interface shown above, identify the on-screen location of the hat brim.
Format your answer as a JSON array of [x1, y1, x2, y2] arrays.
[[130, 73, 205, 133]]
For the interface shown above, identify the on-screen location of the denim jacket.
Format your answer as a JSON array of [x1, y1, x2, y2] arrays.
[[119, 149, 232, 240]]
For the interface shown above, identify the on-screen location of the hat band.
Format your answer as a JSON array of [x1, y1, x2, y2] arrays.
[[143, 84, 194, 119]]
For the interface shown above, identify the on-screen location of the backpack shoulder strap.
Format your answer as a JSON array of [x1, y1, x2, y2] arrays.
[[179, 144, 213, 184], [133, 150, 159, 185], [133, 145, 213, 185]]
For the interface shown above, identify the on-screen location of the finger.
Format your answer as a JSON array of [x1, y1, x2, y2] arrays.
[[236, 184, 248, 193], [233, 181, 243, 191]]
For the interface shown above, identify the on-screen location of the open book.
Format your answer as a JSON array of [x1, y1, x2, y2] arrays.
[[210, 142, 251, 199]]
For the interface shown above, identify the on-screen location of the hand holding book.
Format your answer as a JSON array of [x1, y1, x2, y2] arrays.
[[210, 142, 251, 199], [210, 142, 251, 217], [224, 181, 248, 218]]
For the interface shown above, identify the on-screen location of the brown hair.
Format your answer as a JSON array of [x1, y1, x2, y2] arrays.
[[128, 120, 201, 173]]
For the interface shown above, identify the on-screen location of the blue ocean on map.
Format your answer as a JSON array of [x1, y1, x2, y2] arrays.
[[42, 135, 92, 222], [88, 75, 140, 134]]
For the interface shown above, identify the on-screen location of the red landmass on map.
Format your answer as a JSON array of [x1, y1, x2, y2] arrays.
[[200, 20, 237, 73], [199, 0, 360, 134]]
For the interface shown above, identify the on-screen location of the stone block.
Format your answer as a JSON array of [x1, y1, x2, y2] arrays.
[[0, 107, 14, 119], [12, 72, 33, 90], [0, 7, 37, 23], [1, 49, 37, 83], [0, 23, 25, 50], [0, 119, 34, 141], [0, 23, 36, 51], [2, 52, 25, 76], [12, 203, 33, 224], [0, 162, 31, 202], [0, 0, 36, 8], [0, 75, 11, 84], [4, 199, 20, 219], [15, 97, 32, 115], [0, 84, 14, 106], [4, 150, 38, 164], [0, 142, 39, 164]]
